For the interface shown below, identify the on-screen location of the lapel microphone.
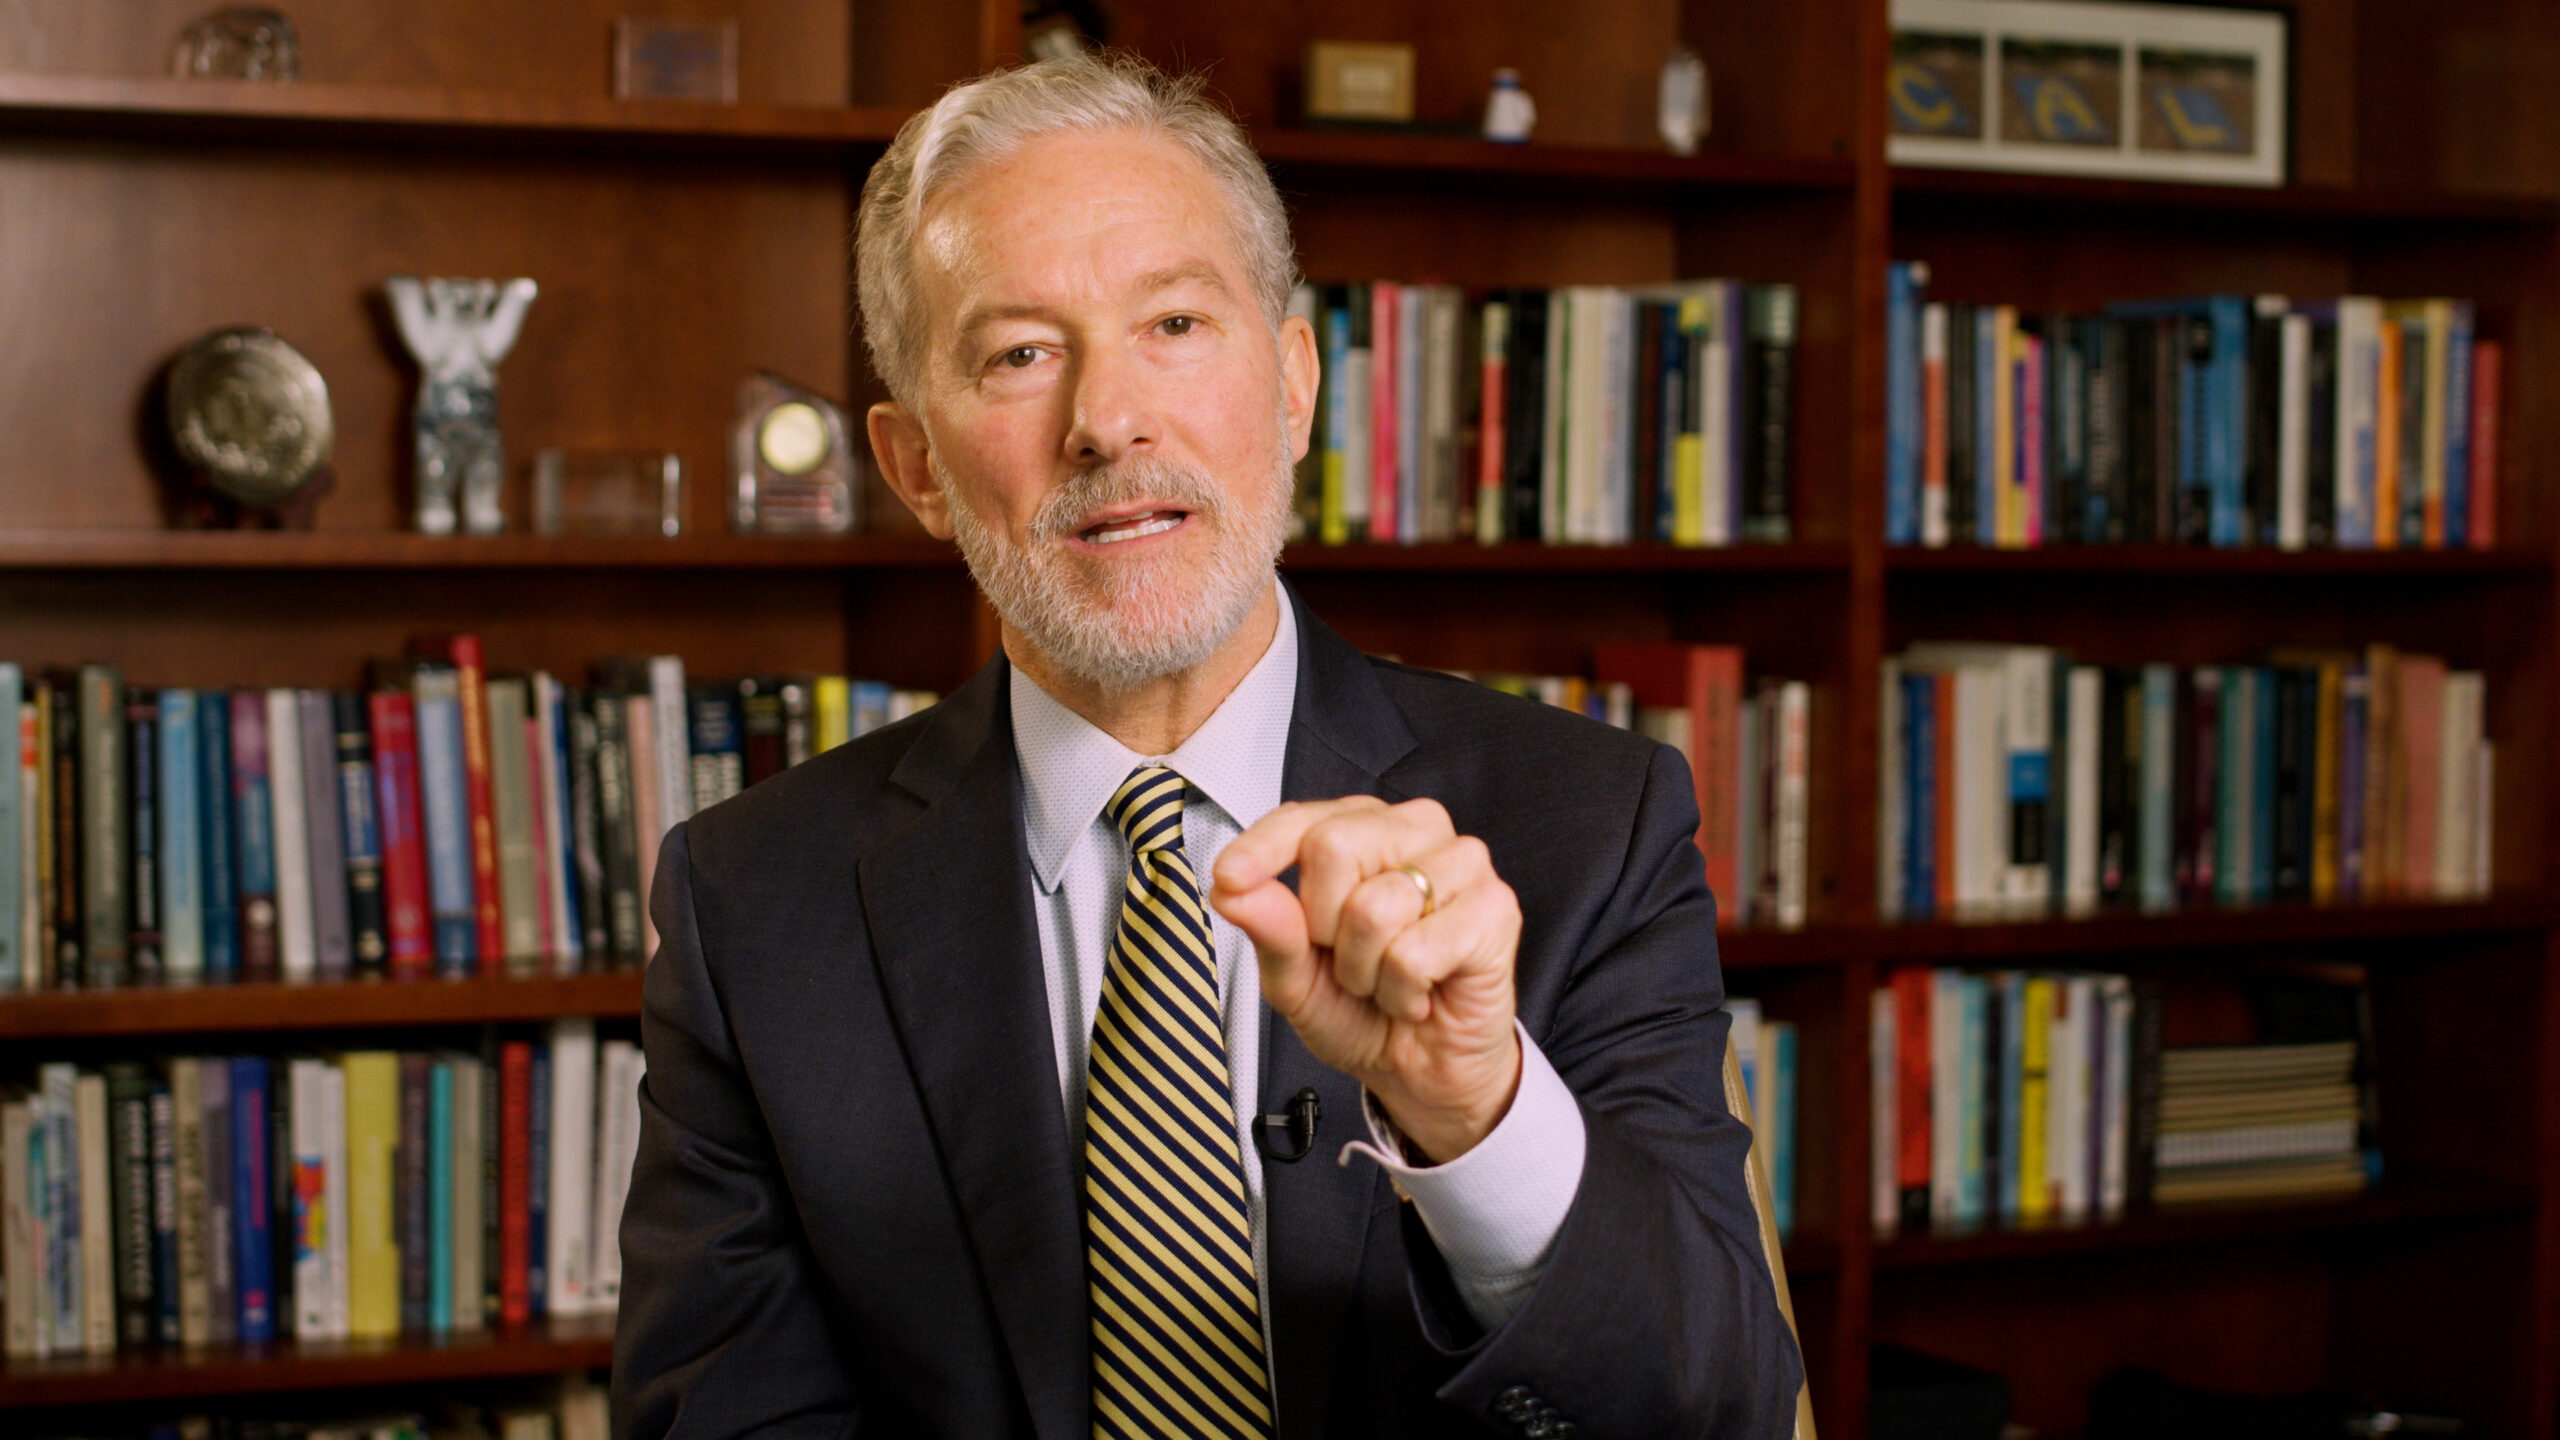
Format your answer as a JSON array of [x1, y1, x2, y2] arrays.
[[1252, 1087, 1322, 1163]]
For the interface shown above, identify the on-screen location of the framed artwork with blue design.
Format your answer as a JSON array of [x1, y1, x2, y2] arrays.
[[1889, 0, 2285, 186]]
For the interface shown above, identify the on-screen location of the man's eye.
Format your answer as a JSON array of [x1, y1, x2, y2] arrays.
[[999, 346, 1041, 369], [1161, 315, 1195, 336]]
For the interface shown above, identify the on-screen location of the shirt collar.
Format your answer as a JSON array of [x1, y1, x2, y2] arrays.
[[1010, 579, 1301, 892]]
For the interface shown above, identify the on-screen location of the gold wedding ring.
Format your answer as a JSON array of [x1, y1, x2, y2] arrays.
[[1392, 862, 1438, 918]]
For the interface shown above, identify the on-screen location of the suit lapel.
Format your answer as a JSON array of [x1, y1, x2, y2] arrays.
[[860, 659, 1087, 1440], [1259, 591, 1418, 1438]]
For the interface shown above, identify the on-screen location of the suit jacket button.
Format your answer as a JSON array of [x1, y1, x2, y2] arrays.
[[1496, 1386, 1535, 1422], [1524, 1419, 1558, 1439]]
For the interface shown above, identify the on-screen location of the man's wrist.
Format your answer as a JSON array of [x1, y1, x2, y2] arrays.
[[1372, 1031, 1524, 1164]]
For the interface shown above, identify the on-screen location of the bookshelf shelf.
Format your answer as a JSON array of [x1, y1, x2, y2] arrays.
[[1255, 127, 1856, 197], [1870, 1168, 2531, 1271], [1889, 167, 2557, 226], [1715, 895, 2551, 967], [0, 529, 959, 572], [1882, 545, 2551, 578], [0, 71, 909, 158], [1279, 541, 1852, 574], [0, 1313, 617, 1409], [0, 970, 644, 1040]]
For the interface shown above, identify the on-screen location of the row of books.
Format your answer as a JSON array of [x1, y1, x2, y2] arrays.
[[1869, 964, 2378, 1234], [1884, 264, 2504, 551], [1877, 643, 2493, 920], [1286, 278, 1799, 548], [0, 648, 937, 991], [44, 1374, 607, 1440], [2, 1019, 636, 1359], [1729, 998, 1799, 1239]]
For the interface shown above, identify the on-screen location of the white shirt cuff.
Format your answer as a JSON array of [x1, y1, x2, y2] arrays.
[[1336, 1022, 1586, 1330]]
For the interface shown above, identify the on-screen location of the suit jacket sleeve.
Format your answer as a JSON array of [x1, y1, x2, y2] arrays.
[[613, 822, 860, 1440], [1417, 741, 1804, 1439]]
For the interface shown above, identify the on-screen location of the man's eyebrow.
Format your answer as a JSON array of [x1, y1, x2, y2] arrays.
[[1133, 262, 1236, 300]]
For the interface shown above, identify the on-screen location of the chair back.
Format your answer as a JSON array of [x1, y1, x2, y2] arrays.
[[1723, 1042, 1818, 1440]]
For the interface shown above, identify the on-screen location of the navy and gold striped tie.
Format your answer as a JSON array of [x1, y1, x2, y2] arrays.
[[1084, 765, 1275, 1439]]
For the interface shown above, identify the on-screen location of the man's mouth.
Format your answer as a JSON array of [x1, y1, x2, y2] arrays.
[[1077, 508, 1190, 545]]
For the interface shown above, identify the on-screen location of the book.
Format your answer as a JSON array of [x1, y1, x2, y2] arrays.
[[79, 663, 127, 988], [227, 692, 279, 980], [125, 686, 160, 984], [410, 661, 479, 973], [412, 636, 507, 965], [231, 1055, 274, 1344], [75, 1070, 113, 1353], [545, 1018, 597, 1317], [298, 690, 353, 980], [266, 689, 316, 982], [342, 1050, 401, 1339], [486, 677, 543, 962], [334, 690, 391, 976], [398, 1051, 431, 1333]]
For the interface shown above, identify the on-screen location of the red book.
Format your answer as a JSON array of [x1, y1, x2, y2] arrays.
[[1593, 643, 1746, 925], [2397, 654, 2446, 897], [1891, 967, 1933, 1234], [411, 634, 505, 969], [1369, 282, 1400, 542], [2469, 339, 2502, 548], [499, 1039, 533, 1326], [367, 690, 435, 979]]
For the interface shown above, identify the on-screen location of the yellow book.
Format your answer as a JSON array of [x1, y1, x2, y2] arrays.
[[1674, 296, 1710, 545], [1992, 307, 2019, 548], [2373, 320, 2402, 551], [342, 1052, 401, 1340], [812, 676, 850, 755], [2018, 975, 2053, 1224]]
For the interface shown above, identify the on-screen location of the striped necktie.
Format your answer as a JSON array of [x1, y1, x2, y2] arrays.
[[1083, 765, 1275, 1439]]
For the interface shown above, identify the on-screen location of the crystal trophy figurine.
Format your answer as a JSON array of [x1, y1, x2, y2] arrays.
[[1659, 49, 1709, 155], [387, 275, 537, 535], [1482, 69, 1536, 144]]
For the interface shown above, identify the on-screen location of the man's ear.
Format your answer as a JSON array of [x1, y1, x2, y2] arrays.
[[868, 401, 954, 540], [1279, 311, 1320, 465]]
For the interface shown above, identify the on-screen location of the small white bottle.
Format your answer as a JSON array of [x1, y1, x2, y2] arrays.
[[1659, 48, 1710, 155], [1483, 69, 1536, 144]]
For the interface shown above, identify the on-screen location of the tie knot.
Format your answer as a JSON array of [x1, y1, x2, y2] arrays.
[[1106, 765, 1187, 854]]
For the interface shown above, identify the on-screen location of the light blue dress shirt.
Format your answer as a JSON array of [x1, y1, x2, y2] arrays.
[[1009, 583, 1587, 1343]]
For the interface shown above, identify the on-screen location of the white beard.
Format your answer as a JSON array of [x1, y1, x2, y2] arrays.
[[939, 429, 1296, 694]]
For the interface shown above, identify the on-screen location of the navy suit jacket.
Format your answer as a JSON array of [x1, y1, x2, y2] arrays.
[[611, 589, 1803, 1439]]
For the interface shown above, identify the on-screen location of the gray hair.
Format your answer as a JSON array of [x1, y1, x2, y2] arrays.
[[854, 51, 1298, 411]]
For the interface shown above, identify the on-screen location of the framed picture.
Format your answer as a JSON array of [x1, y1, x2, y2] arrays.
[[1889, 0, 2286, 186]]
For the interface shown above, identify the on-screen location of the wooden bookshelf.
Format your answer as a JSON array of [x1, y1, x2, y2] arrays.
[[3, 0, 2557, 1432], [0, 1313, 616, 1409]]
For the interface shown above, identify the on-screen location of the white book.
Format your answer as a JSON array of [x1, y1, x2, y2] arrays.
[[2051, 977, 2092, 1222], [1919, 302, 1950, 547], [2064, 666, 2104, 912], [3, 1096, 39, 1358], [75, 1072, 113, 1355], [1955, 667, 2005, 915], [451, 1055, 485, 1333], [266, 689, 316, 981], [322, 1062, 350, 1338], [2334, 296, 2383, 548], [2439, 672, 2484, 899], [1771, 681, 1810, 929], [648, 655, 691, 839], [1423, 286, 1465, 542], [589, 1041, 645, 1309], [1871, 988, 1899, 1236], [1929, 969, 1962, 1227], [1878, 657, 1906, 922], [545, 1018, 597, 1317], [290, 1058, 333, 1340], [1571, 287, 1614, 544], [1341, 338, 1372, 531], [2099, 974, 2133, 1220], [1701, 289, 1735, 545], [2277, 311, 2311, 549]]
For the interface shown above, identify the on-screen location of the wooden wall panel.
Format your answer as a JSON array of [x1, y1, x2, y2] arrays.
[[0, 140, 849, 537], [0, 0, 857, 106]]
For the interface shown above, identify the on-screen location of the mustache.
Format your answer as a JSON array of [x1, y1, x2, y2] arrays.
[[1028, 456, 1231, 540]]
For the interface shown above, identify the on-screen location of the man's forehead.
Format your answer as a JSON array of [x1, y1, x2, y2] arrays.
[[916, 129, 1239, 311]]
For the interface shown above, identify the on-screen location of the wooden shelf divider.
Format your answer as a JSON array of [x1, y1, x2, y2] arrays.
[[0, 970, 644, 1039], [0, 1314, 618, 1410]]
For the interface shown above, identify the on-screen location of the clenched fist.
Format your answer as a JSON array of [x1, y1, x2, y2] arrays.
[[1209, 796, 1523, 1163]]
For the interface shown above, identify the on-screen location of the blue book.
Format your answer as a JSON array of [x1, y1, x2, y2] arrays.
[[231, 1055, 273, 1344], [1902, 671, 1938, 920], [2111, 295, 2251, 546], [1995, 972, 2026, 1222], [1770, 1022, 1798, 1238], [1885, 262, 1924, 546], [1974, 306, 1999, 544], [1955, 973, 1987, 1227], [39, 1066, 78, 1350], [2138, 664, 2178, 911], [0, 662, 18, 991], [2444, 300, 2475, 549], [550, 682, 584, 961], [850, 680, 893, 740], [148, 1083, 178, 1344], [198, 696, 239, 980], [1654, 301, 1685, 543], [229, 692, 279, 980], [412, 664, 479, 973], [527, 1041, 551, 1319], [429, 1059, 453, 1333]]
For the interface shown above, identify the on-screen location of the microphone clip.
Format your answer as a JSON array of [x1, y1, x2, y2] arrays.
[[1252, 1086, 1322, 1163]]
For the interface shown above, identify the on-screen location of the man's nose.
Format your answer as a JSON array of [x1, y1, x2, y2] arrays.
[[1063, 340, 1160, 464]]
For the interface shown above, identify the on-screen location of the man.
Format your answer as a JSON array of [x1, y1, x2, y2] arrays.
[[613, 51, 1801, 1440]]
